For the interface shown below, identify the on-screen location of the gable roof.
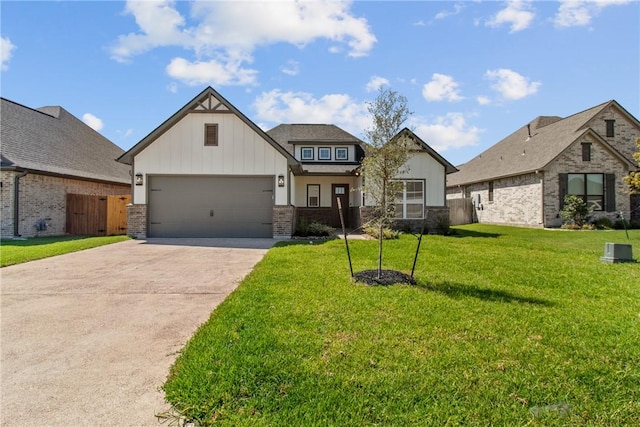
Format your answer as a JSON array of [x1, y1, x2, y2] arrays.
[[448, 100, 637, 187], [0, 97, 130, 184], [396, 128, 458, 174], [117, 87, 298, 168]]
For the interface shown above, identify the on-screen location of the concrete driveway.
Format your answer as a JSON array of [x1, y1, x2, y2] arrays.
[[1, 238, 274, 426]]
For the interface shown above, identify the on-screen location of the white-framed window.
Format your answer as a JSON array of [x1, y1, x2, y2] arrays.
[[307, 184, 320, 207], [335, 147, 348, 161], [318, 147, 331, 160], [394, 180, 424, 219], [301, 147, 314, 160]]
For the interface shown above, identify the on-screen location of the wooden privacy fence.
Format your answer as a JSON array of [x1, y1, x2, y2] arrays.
[[66, 194, 130, 236], [447, 197, 474, 225]]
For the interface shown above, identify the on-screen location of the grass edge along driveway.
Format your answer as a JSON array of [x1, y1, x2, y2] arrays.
[[0, 235, 130, 267], [163, 225, 640, 426]]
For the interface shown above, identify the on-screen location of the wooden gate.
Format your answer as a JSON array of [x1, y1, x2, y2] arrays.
[[66, 194, 130, 236], [447, 197, 474, 225]]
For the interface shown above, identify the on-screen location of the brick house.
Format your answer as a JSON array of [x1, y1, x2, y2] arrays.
[[118, 87, 456, 239], [446, 100, 640, 227], [0, 98, 131, 238]]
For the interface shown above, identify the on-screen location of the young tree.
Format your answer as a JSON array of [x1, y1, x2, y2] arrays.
[[361, 89, 412, 279], [623, 137, 640, 194]]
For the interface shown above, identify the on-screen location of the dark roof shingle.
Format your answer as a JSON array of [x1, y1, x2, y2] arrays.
[[1, 98, 130, 184]]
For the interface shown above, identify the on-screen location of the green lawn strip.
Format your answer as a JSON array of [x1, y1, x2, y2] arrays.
[[0, 235, 130, 267], [164, 225, 639, 426]]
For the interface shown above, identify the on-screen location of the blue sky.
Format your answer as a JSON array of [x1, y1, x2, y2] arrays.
[[1, 0, 638, 166]]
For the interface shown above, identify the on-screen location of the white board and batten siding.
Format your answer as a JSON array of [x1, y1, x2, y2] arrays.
[[133, 112, 289, 205], [400, 152, 447, 206]]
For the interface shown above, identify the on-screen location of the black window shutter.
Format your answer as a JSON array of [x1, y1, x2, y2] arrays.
[[605, 174, 616, 212], [559, 173, 568, 209]]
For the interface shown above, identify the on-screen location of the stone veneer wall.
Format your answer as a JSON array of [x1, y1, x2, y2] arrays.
[[126, 204, 147, 239], [273, 205, 294, 239], [1, 170, 130, 238]]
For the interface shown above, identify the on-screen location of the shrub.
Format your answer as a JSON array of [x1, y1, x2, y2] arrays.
[[560, 195, 592, 227], [433, 213, 451, 235], [307, 222, 333, 237], [364, 224, 400, 239], [295, 218, 333, 237], [592, 216, 613, 230]]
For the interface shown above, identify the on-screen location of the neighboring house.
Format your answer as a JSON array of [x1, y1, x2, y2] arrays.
[[0, 98, 131, 238], [117, 86, 456, 239], [447, 100, 640, 228]]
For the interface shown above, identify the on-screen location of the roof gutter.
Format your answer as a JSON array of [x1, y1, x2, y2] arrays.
[[13, 170, 28, 237]]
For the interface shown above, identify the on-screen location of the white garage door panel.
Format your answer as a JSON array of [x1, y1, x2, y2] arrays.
[[148, 176, 273, 238]]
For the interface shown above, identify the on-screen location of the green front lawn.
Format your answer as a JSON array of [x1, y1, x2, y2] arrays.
[[164, 225, 639, 426], [0, 235, 130, 267]]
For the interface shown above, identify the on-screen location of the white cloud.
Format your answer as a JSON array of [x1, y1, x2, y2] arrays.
[[553, 0, 630, 28], [412, 113, 483, 152], [1, 36, 16, 71], [477, 95, 492, 105], [485, 68, 541, 100], [166, 56, 258, 87], [486, 0, 535, 33], [281, 60, 300, 76], [422, 73, 463, 102], [111, 0, 376, 86], [253, 89, 370, 134], [435, 3, 464, 20], [167, 82, 178, 93], [366, 76, 390, 93], [82, 113, 104, 132]]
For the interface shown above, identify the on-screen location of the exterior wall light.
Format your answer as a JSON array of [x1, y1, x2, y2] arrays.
[[277, 174, 285, 187], [135, 172, 144, 186]]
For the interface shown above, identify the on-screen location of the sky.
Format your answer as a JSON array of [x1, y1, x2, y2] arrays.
[[1, 0, 639, 166]]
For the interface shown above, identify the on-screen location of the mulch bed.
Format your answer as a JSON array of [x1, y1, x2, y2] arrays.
[[354, 269, 416, 286]]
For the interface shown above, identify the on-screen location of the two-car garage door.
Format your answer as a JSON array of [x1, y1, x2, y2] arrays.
[[148, 176, 273, 238]]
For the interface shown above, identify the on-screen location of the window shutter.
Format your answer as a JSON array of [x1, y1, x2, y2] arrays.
[[605, 174, 616, 212], [558, 173, 568, 209]]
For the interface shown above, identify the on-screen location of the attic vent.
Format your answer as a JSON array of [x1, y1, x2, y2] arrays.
[[205, 123, 218, 146]]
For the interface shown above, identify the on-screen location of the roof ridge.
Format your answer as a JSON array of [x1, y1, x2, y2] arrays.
[[1, 97, 59, 119]]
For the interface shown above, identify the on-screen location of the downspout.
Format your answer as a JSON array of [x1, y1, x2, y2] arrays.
[[14, 171, 28, 237]]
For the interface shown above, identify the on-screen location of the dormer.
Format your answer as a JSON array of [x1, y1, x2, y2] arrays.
[[267, 124, 365, 164]]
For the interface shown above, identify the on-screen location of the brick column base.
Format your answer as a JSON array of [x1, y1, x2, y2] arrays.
[[273, 205, 294, 239], [127, 204, 147, 239]]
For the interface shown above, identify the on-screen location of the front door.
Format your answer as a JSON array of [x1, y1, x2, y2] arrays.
[[331, 184, 349, 228]]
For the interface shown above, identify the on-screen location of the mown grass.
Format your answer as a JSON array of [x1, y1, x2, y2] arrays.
[[0, 235, 130, 267], [163, 225, 640, 426]]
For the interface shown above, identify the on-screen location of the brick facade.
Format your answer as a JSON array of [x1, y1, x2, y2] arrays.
[[0, 171, 130, 238], [543, 138, 631, 227]]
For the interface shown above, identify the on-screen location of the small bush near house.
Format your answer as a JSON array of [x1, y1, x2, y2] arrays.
[[433, 213, 451, 235], [592, 216, 613, 229], [363, 224, 400, 239], [560, 195, 592, 228], [295, 218, 333, 237]]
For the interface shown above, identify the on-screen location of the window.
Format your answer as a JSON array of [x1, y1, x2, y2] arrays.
[[335, 147, 348, 161], [488, 181, 494, 202], [307, 184, 320, 207], [568, 173, 604, 211], [318, 147, 331, 160], [204, 124, 218, 146], [394, 180, 424, 219], [301, 147, 314, 160], [581, 143, 591, 161], [605, 120, 615, 137]]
